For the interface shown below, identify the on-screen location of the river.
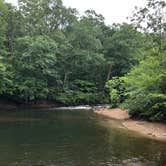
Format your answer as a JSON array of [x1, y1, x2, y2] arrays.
[[0, 108, 165, 166]]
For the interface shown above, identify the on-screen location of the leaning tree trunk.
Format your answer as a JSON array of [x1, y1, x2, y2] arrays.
[[106, 64, 112, 81]]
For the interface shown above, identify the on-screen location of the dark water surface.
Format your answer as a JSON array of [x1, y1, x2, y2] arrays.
[[0, 109, 165, 166]]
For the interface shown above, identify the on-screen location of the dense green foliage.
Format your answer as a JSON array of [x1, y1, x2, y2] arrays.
[[0, 0, 110, 105], [106, 0, 166, 122], [0, 0, 166, 122], [106, 77, 126, 108], [122, 54, 166, 122]]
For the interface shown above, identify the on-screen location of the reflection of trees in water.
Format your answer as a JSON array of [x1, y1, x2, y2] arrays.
[[0, 110, 165, 165]]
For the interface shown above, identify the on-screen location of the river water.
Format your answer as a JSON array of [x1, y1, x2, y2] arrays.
[[0, 109, 165, 166]]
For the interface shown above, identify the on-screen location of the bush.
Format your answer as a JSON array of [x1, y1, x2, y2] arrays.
[[55, 80, 109, 105], [106, 77, 126, 108], [122, 54, 166, 122]]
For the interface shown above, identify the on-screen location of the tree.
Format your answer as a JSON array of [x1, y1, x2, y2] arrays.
[[0, 0, 8, 55], [131, 0, 166, 52], [5, 3, 24, 58], [103, 24, 147, 77], [12, 36, 59, 102], [18, 0, 78, 36], [0, 1, 13, 96], [0, 61, 8, 94], [65, 16, 106, 89], [122, 54, 166, 122]]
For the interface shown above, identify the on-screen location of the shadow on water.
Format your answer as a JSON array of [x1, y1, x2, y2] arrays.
[[0, 109, 165, 166]]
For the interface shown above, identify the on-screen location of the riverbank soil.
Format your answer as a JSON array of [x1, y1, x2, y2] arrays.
[[95, 108, 130, 120], [0, 99, 62, 110], [94, 108, 166, 141], [0, 100, 17, 110]]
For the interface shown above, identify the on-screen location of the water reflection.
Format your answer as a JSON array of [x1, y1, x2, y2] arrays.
[[0, 109, 165, 166]]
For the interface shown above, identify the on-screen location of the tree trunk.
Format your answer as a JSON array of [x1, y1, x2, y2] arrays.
[[106, 64, 112, 81], [63, 72, 69, 88]]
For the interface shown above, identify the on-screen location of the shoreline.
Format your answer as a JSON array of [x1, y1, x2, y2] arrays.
[[0, 100, 64, 110], [94, 108, 166, 141], [1, 101, 166, 141]]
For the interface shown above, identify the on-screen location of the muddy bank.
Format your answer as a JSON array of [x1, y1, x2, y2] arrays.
[[0, 100, 18, 110], [0, 99, 62, 110], [94, 108, 166, 141]]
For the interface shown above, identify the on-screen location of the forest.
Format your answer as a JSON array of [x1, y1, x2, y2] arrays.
[[0, 0, 166, 122]]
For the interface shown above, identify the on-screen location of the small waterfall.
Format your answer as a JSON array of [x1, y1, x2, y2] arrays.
[[53, 104, 110, 111]]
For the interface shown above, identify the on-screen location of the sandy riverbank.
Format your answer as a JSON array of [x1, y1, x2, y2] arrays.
[[94, 108, 166, 141]]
